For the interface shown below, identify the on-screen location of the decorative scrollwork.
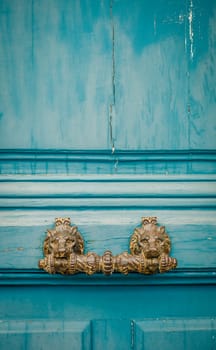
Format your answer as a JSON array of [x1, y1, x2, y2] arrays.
[[38, 217, 177, 275]]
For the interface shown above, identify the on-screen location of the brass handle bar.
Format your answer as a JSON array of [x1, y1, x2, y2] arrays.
[[38, 217, 177, 275]]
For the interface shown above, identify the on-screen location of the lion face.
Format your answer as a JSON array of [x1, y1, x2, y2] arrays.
[[46, 232, 77, 258], [130, 223, 171, 258], [43, 219, 84, 257]]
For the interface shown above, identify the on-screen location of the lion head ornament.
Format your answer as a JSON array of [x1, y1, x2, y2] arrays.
[[39, 216, 177, 275], [129, 217, 171, 259], [43, 218, 84, 258]]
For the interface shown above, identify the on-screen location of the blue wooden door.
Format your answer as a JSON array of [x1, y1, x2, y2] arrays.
[[0, 1, 216, 349]]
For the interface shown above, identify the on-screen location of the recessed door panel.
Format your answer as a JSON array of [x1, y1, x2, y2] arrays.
[[133, 318, 216, 350], [0, 320, 91, 350]]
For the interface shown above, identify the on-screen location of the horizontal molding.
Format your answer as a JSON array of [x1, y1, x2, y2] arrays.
[[0, 150, 216, 175], [0, 175, 215, 208], [1, 174, 216, 181], [0, 268, 216, 286], [0, 198, 216, 209], [0, 180, 215, 197], [0, 149, 216, 160]]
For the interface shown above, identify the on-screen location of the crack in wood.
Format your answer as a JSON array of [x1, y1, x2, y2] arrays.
[[109, 0, 116, 154]]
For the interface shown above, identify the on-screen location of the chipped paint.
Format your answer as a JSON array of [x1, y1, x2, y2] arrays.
[[178, 14, 184, 24], [188, 0, 194, 60]]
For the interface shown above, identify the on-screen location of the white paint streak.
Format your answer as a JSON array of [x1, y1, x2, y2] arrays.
[[189, 9, 216, 148], [153, 15, 157, 36], [178, 14, 184, 24], [189, 0, 194, 60]]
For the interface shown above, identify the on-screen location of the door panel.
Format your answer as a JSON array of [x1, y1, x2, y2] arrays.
[[112, 0, 216, 150], [0, 320, 91, 350], [0, 0, 215, 150], [113, 0, 189, 150], [133, 319, 216, 350], [0, 0, 112, 149]]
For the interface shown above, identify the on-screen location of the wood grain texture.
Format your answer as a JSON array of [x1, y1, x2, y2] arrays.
[[113, 0, 189, 150], [0, 206, 215, 269], [112, 0, 216, 150], [0, 0, 112, 149], [187, 0, 216, 149], [0, 178, 215, 197], [0, 0, 215, 150]]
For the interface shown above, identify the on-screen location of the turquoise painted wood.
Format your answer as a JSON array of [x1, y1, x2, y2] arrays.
[[0, 1, 216, 349], [0, 285, 216, 349], [0, 0, 112, 149], [0, 0, 215, 150], [113, 0, 216, 150], [0, 150, 216, 175]]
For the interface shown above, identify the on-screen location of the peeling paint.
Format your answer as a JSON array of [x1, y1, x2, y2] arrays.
[[188, 0, 194, 60], [178, 14, 184, 24]]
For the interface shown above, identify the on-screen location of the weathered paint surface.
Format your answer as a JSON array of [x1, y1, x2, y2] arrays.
[[0, 0, 215, 150], [113, 0, 216, 150], [0, 1, 216, 349], [0, 0, 112, 149], [0, 208, 216, 269]]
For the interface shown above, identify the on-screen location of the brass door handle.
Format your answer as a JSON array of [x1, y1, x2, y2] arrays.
[[38, 217, 177, 275]]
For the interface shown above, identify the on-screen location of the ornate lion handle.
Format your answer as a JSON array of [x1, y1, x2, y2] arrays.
[[38, 217, 177, 275]]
